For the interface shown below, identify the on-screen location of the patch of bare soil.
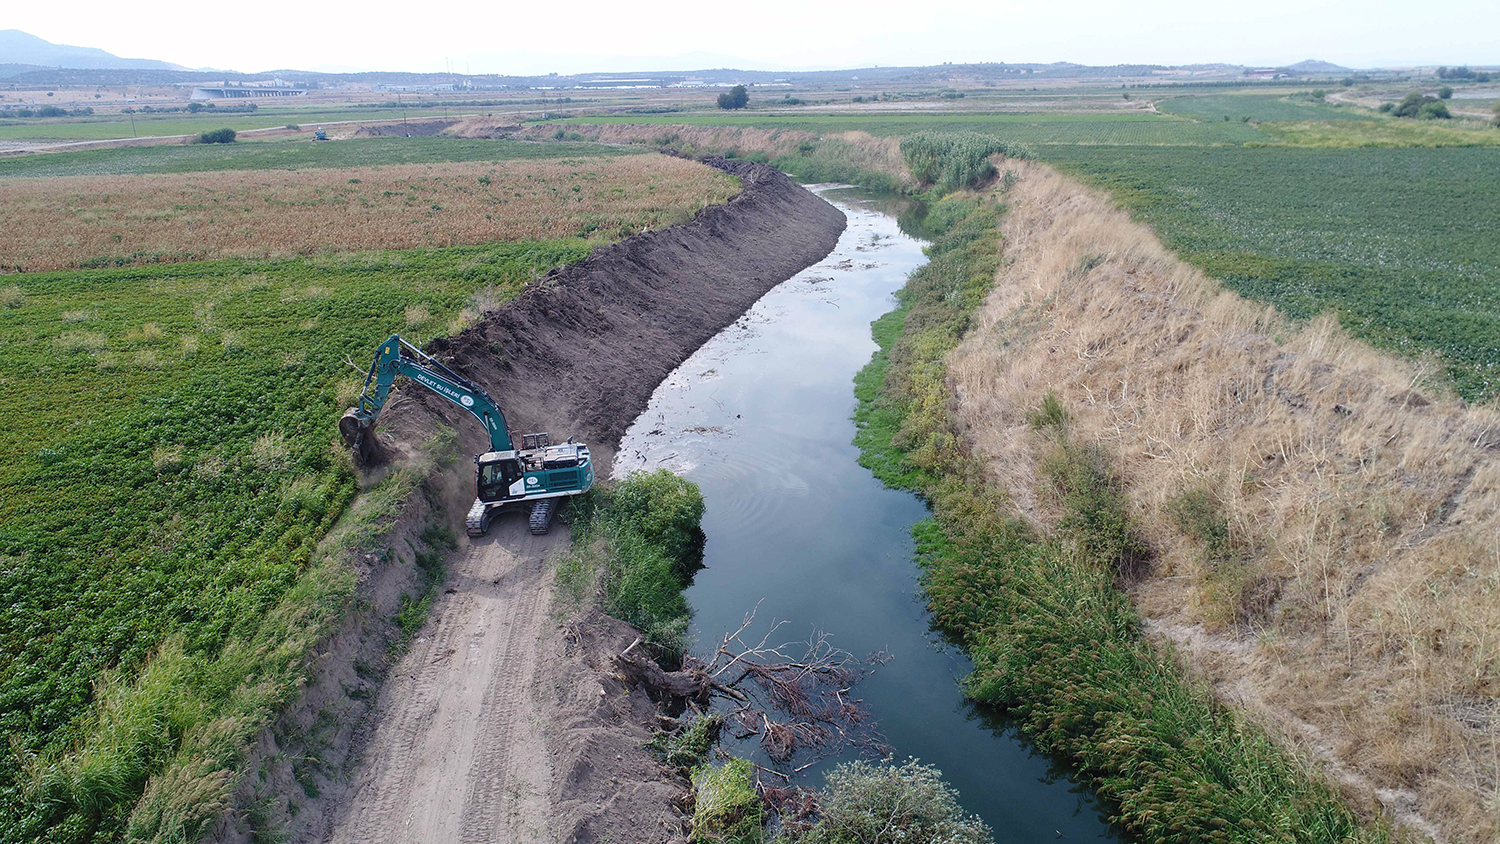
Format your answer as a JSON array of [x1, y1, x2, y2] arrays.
[[214, 157, 844, 844], [354, 119, 458, 138]]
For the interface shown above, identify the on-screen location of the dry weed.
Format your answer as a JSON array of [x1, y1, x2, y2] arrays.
[[0, 156, 737, 273], [949, 159, 1500, 842]]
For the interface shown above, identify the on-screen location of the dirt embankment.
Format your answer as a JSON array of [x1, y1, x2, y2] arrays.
[[216, 157, 845, 844], [947, 159, 1499, 842]]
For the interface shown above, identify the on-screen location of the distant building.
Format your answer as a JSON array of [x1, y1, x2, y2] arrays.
[[374, 83, 457, 92], [190, 80, 307, 100]]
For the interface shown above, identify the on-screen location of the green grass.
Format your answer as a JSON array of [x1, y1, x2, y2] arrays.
[[1156, 92, 1374, 123], [0, 105, 473, 142], [0, 238, 592, 843], [554, 111, 1268, 145], [0, 136, 643, 179], [1040, 144, 1500, 398], [851, 198, 1386, 844]]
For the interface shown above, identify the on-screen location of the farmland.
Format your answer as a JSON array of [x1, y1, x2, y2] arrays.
[[0, 139, 737, 841], [0, 154, 738, 272], [1041, 144, 1500, 398], [550, 90, 1500, 400], [0, 136, 645, 178]]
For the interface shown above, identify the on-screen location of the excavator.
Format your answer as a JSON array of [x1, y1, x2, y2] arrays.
[[339, 335, 594, 536]]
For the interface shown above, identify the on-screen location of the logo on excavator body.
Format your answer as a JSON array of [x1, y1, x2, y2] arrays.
[[460, 395, 474, 407]]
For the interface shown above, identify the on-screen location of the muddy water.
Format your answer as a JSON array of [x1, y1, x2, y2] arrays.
[[616, 188, 1120, 841]]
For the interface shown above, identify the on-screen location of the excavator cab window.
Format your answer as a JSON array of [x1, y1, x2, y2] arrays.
[[477, 457, 524, 501]]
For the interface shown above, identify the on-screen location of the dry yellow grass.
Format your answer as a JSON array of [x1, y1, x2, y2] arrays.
[[949, 159, 1500, 842], [0, 156, 738, 273]]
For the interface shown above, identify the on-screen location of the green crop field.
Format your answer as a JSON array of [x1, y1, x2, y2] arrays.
[[1041, 144, 1500, 398], [1155, 92, 1374, 122], [0, 105, 475, 142], [556, 110, 1269, 144], [0, 136, 643, 179], [0, 239, 590, 840]]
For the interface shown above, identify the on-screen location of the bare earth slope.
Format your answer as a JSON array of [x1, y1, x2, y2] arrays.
[[218, 157, 844, 844]]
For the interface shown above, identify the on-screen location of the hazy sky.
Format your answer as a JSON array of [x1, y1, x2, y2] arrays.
[[8, 0, 1499, 75]]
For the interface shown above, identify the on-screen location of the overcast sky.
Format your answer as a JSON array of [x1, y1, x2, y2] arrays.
[[8, 0, 1499, 75]]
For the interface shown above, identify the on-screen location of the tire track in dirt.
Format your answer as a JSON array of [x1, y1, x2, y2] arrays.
[[326, 520, 558, 844]]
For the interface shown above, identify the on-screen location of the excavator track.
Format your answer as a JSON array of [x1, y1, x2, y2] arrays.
[[465, 499, 493, 537], [528, 498, 557, 535]]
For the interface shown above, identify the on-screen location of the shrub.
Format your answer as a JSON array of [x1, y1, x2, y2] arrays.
[[1438, 86, 1454, 99], [717, 85, 749, 110], [559, 470, 705, 652], [691, 758, 762, 844], [801, 759, 993, 844], [1390, 91, 1450, 119], [193, 128, 236, 144], [0, 285, 22, 309], [899, 131, 1031, 195], [1419, 100, 1451, 120]]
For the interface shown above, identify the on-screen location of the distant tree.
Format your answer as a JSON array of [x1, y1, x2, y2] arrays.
[[1493, 100, 1500, 128], [187, 101, 205, 112], [1419, 100, 1451, 119], [716, 85, 749, 110], [1438, 86, 1454, 99], [194, 128, 237, 144]]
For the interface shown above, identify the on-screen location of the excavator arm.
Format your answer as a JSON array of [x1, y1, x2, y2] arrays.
[[339, 334, 512, 462]]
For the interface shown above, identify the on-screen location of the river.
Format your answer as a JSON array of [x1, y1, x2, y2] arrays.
[[615, 187, 1120, 841]]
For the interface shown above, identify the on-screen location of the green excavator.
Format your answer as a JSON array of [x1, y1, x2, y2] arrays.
[[339, 335, 594, 536]]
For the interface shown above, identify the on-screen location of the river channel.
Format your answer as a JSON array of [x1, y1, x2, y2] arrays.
[[615, 187, 1120, 841]]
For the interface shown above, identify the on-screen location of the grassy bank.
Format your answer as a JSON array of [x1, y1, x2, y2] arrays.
[[556, 469, 706, 654], [850, 194, 1389, 843]]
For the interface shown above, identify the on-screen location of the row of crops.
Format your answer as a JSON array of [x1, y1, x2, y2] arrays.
[[0, 239, 590, 841]]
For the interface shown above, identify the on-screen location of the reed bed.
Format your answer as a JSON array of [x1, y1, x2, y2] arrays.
[[948, 159, 1500, 842], [0, 155, 737, 273]]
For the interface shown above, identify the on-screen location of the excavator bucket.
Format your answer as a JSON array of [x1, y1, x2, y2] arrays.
[[339, 408, 376, 467]]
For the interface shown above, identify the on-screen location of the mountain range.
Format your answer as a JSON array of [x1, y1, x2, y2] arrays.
[[0, 29, 185, 71]]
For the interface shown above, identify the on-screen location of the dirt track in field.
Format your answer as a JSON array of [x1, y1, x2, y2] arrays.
[[218, 156, 845, 844]]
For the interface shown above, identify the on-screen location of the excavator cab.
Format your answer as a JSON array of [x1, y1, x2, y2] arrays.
[[476, 452, 524, 502]]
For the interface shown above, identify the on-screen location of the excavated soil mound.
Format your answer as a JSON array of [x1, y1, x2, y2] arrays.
[[354, 118, 459, 138], [417, 156, 846, 470]]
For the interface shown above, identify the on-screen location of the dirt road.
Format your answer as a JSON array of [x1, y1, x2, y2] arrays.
[[325, 520, 560, 843]]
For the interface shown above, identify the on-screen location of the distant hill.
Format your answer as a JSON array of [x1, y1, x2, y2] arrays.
[[0, 29, 185, 71], [1286, 59, 1352, 74]]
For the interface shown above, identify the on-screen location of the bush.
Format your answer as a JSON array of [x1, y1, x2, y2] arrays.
[[1390, 91, 1450, 119], [692, 759, 762, 844], [1418, 100, 1451, 119], [0, 285, 22, 309], [899, 131, 1031, 196], [559, 470, 705, 652], [1438, 86, 1454, 99], [800, 760, 992, 844], [193, 128, 236, 144], [717, 85, 749, 110]]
